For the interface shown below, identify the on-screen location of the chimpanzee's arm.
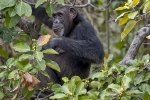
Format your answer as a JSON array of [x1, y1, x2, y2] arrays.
[[57, 37, 104, 63], [44, 36, 104, 63], [31, 5, 53, 28]]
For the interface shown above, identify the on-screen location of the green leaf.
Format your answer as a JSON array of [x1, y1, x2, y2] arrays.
[[0, 0, 17, 10], [128, 11, 138, 19], [56, 0, 64, 5], [45, 58, 60, 72], [6, 58, 15, 66], [0, 71, 7, 78], [75, 82, 86, 95], [133, 72, 144, 85], [87, 90, 98, 100], [35, 51, 43, 61], [0, 25, 18, 43], [40, 71, 50, 78], [62, 77, 69, 83], [108, 84, 121, 94], [78, 96, 89, 100], [35, 0, 47, 8], [13, 42, 30, 52], [115, 7, 127, 11], [15, 1, 32, 17], [8, 7, 16, 17], [42, 49, 58, 54], [61, 85, 70, 94], [46, 3, 56, 17], [122, 75, 131, 89], [125, 66, 139, 74], [144, 72, 150, 81], [126, 90, 142, 95], [50, 93, 66, 99], [90, 81, 101, 89], [92, 72, 104, 79], [119, 14, 129, 26], [121, 20, 137, 40], [23, 63, 32, 72], [8, 70, 18, 79], [68, 78, 76, 93], [0, 89, 4, 99], [35, 59, 46, 71], [51, 84, 62, 92], [8, 15, 21, 28], [143, 92, 150, 100], [143, 1, 150, 13], [19, 54, 32, 61], [23, 2, 32, 17], [139, 84, 150, 95]]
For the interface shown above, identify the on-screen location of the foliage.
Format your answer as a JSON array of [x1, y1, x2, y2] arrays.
[[0, 0, 149, 99], [50, 54, 150, 100], [115, 0, 150, 40], [0, 39, 60, 99]]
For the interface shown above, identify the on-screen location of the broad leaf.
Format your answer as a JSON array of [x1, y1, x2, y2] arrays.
[[19, 54, 32, 61], [35, 59, 46, 71], [45, 58, 60, 72], [0, 89, 4, 99], [108, 84, 121, 93], [0, 0, 16, 10], [13, 42, 30, 52], [35, 0, 47, 8], [50, 93, 66, 99], [119, 14, 129, 26], [56, 0, 64, 5], [35, 51, 44, 61], [75, 82, 86, 95], [139, 84, 150, 95], [133, 0, 140, 5], [128, 11, 138, 19], [46, 3, 56, 17], [8, 70, 18, 79], [42, 49, 58, 54], [121, 20, 137, 40], [133, 72, 144, 85], [122, 75, 131, 89]]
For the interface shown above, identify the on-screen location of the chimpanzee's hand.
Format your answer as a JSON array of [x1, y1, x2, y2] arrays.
[[43, 37, 61, 49]]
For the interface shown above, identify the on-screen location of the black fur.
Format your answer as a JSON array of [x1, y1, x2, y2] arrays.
[[31, 6, 104, 98]]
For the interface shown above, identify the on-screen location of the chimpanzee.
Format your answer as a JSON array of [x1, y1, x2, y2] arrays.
[[31, 5, 104, 97]]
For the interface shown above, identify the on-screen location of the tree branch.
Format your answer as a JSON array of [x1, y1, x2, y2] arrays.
[[119, 25, 150, 65]]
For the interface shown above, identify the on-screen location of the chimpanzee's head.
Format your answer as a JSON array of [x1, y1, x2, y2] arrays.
[[52, 6, 78, 36]]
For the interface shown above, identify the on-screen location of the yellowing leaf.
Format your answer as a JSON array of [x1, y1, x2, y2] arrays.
[[133, 0, 140, 5], [121, 20, 137, 40], [38, 34, 51, 46], [119, 14, 129, 26], [115, 7, 126, 11], [128, 11, 138, 19], [115, 12, 128, 22], [143, 1, 150, 13]]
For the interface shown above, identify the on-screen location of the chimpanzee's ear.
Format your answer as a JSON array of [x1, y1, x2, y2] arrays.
[[69, 7, 77, 19]]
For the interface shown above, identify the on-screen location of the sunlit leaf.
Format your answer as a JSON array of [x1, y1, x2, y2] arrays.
[[128, 11, 138, 19], [42, 48, 58, 54], [122, 75, 131, 89], [35, 0, 47, 8], [0, 0, 17, 10], [75, 82, 86, 95], [8, 70, 18, 79], [119, 14, 129, 26], [35, 60, 46, 71], [143, 1, 150, 13], [121, 20, 137, 40], [115, 7, 126, 11], [13, 42, 30, 52], [133, 0, 140, 5], [0, 89, 4, 99], [46, 3, 56, 17], [35, 51, 43, 61], [56, 0, 64, 5], [19, 54, 32, 61], [50, 93, 66, 99], [108, 84, 121, 93], [134, 72, 144, 85], [45, 58, 60, 72]]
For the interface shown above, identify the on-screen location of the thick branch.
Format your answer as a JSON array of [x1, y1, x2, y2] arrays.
[[119, 25, 150, 65], [17, 18, 42, 39]]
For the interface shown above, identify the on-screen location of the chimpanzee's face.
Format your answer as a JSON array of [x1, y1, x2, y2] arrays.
[[52, 7, 77, 36]]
